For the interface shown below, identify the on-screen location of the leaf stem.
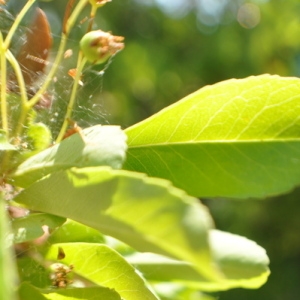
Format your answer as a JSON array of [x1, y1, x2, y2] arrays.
[[55, 52, 87, 143], [4, 0, 37, 50], [0, 31, 8, 137], [65, 0, 89, 34], [28, 0, 89, 109], [6, 50, 28, 106]]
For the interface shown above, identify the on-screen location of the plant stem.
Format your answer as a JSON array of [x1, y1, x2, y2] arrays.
[[87, 4, 98, 31], [28, 0, 89, 109], [55, 53, 87, 143], [0, 31, 8, 137], [5, 51, 29, 144], [4, 0, 37, 50], [6, 50, 28, 106], [65, 0, 89, 34], [27, 34, 68, 108]]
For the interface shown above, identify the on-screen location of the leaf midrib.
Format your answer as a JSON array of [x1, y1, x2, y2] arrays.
[[128, 138, 300, 148]]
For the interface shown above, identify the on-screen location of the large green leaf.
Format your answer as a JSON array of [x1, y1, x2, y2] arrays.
[[14, 166, 217, 281], [18, 282, 122, 300], [11, 125, 127, 187], [126, 230, 270, 291], [45, 243, 157, 300], [0, 195, 18, 300], [124, 75, 300, 198]]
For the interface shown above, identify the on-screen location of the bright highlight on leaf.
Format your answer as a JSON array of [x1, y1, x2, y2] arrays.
[[46, 243, 158, 300], [124, 75, 300, 198]]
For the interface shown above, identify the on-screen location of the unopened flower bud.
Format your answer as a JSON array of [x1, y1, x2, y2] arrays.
[[80, 30, 124, 65]]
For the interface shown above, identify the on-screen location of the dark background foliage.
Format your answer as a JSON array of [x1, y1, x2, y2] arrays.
[[5, 0, 300, 299]]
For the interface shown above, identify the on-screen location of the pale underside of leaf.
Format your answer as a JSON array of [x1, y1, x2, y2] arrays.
[[14, 166, 218, 281], [126, 230, 270, 291], [12, 125, 127, 187]]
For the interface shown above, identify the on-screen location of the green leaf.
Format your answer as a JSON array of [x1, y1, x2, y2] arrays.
[[26, 122, 52, 153], [48, 219, 105, 244], [124, 75, 300, 198], [12, 125, 127, 187], [7, 213, 65, 245], [126, 230, 270, 291], [0, 194, 18, 300], [18, 283, 47, 300], [152, 283, 217, 300], [14, 166, 217, 281], [17, 257, 50, 288], [0, 129, 16, 150], [45, 243, 157, 300], [18, 282, 122, 300]]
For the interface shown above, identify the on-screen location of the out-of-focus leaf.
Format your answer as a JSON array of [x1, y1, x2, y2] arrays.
[[7, 213, 65, 245], [16, 7, 52, 85], [18, 283, 47, 300], [12, 125, 127, 187], [17, 257, 50, 288], [45, 243, 157, 300], [48, 219, 105, 244], [14, 166, 217, 281], [126, 230, 270, 291], [18, 282, 122, 300], [0, 129, 16, 150], [26, 122, 52, 153], [124, 75, 300, 198], [152, 283, 216, 300], [0, 194, 18, 300]]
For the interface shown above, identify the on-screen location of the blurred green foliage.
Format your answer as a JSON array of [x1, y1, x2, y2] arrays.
[[4, 0, 300, 299]]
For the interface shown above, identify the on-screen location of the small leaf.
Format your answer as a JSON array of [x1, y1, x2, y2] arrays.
[[17, 257, 50, 288], [0, 195, 18, 300], [45, 243, 157, 300], [48, 219, 105, 244], [7, 213, 65, 245], [124, 75, 300, 198], [0, 129, 16, 150], [14, 166, 218, 281], [26, 122, 52, 153], [127, 230, 270, 291], [18, 283, 47, 300], [18, 282, 122, 300], [12, 125, 127, 187]]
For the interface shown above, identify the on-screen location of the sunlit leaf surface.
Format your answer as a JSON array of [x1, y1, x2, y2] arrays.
[[46, 243, 157, 300], [124, 75, 300, 198]]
